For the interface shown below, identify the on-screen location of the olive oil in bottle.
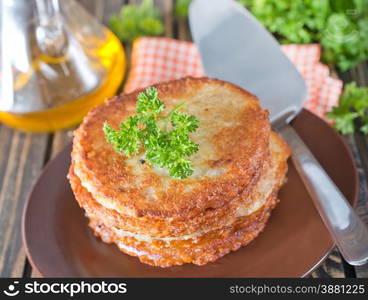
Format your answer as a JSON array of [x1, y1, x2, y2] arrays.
[[0, 0, 126, 131]]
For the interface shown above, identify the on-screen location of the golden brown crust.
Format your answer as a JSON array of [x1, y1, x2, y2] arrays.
[[68, 132, 290, 237], [88, 192, 278, 267], [71, 77, 271, 218]]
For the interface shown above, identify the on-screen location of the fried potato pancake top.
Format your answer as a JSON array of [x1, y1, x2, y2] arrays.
[[72, 77, 270, 218]]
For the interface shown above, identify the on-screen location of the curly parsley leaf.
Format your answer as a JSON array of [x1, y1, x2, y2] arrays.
[[327, 82, 368, 135], [137, 87, 164, 117], [103, 87, 200, 179], [171, 111, 200, 133], [103, 116, 142, 156]]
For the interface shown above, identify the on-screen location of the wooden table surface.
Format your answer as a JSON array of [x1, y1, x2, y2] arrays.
[[0, 0, 367, 278]]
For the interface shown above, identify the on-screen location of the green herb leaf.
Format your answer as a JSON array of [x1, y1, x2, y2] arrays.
[[171, 111, 200, 133], [103, 87, 200, 179], [103, 116, 141, 156], [109, 0, 164, 43], [174, 0, 192, 18], [360, 116, 368, 134], [327, 82, 368, 135], [237, 0, 368, 71], [137, 87, 164, 117]]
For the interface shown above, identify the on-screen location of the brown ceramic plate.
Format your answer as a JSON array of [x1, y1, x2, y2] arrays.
[[22, 109, 358, 277]]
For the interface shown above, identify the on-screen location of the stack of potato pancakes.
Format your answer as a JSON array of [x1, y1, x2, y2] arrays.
[[68, 77, 291, 267]]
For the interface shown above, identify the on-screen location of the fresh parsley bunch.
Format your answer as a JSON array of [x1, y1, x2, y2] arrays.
[[238, 0, 331, 44], [321, 9, 368, 71], [327, 82, 368, 135], [109, 0, 164, 43], [238, 0, 368, 71], [103, 87, 200, 179]]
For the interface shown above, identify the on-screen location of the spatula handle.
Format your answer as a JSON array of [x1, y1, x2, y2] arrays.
[[279, 124, 368, 266]]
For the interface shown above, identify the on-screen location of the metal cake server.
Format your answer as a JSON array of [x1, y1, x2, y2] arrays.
[[189, 0, 368, 265]]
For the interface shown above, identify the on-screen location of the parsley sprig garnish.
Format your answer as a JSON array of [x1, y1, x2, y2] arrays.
[[103, 87, 200, 179], [327, 82, 368, 135]]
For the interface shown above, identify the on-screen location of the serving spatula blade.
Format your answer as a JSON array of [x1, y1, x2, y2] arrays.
[[189, 0, 306, 124]]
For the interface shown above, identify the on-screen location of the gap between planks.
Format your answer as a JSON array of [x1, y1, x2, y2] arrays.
[[0, 127, 49, 277]]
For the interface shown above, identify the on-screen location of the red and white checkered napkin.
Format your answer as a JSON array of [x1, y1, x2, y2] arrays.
[[124, 37, 342, 120]]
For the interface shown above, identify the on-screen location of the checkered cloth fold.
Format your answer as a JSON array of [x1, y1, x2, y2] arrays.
[[124, 37, 342, 120]]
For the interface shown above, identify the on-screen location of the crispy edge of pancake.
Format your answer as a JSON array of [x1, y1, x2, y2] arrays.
[[88, 191, 279, 267], [71, 77, 271, 219], [68, 132, 290, 238]]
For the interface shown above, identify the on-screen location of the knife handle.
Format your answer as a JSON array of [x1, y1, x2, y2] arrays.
[[279, 124, 368, 266]]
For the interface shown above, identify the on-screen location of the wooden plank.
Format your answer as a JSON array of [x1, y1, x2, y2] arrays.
[[0, 125, 14, 189], [0, 127, 49, 277], [93, 0, 104, 22], [310, 248, 346, 278], [77, 0, 124, 24], [178, 18, 191, 41], [49, 129, 75, 160], [156, 0, 174, 38], [101, 0, 125, 25], [77, 0, 96, 15]]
